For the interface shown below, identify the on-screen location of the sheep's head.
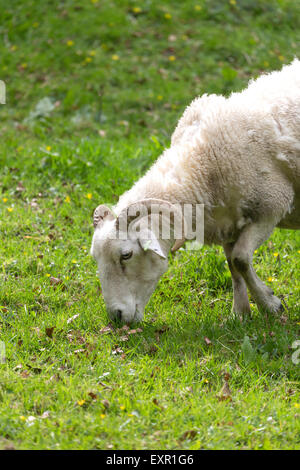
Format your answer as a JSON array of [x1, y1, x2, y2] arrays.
[[90, 200, 185, 323]]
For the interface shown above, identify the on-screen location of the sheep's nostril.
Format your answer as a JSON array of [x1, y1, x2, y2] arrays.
[[115, 309, 122, 321]]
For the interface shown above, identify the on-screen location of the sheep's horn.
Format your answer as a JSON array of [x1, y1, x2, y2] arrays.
[[93, 204, 115, 229], [171, 238, 186, 252], [116, 198, 186, 252]]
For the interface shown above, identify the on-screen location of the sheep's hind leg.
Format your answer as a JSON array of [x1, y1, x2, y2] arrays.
[[230, 221, 283, 314], [223, 243, 251, 317]]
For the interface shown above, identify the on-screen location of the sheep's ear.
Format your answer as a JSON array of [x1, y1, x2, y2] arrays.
[[93, 204, 115, 229], [138, 234, 166, 259]]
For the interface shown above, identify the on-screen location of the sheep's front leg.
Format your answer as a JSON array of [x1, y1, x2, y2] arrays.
[[223, 243, 251, 316], [230, 221, 283, 313]]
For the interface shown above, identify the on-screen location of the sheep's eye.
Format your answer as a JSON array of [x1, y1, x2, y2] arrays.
[[121, 251, 133, 261]]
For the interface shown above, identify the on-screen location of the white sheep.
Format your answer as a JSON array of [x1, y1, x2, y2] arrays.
[[91, 60, 300, 323]]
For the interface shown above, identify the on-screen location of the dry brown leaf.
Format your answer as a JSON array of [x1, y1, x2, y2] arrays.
[[179, 430, 197, 441], [152, 398, 163, 410], [217, 381, 232, 401], [45, 326, 55, 338], [50, 276, 63, 286], [223, 372, 231, 382]]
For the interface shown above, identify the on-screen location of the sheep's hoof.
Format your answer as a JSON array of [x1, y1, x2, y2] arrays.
[[258, 295, 283, 315], [232, 305, 251, 323]]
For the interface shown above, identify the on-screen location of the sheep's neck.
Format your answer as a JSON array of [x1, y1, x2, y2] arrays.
[[115, 146, 206, 214]]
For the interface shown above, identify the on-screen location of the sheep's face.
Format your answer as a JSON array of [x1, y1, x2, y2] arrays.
[[91, 216, 169, 324]]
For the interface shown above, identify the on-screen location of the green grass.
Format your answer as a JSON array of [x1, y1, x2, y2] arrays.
[[0, 0, 299, 450]]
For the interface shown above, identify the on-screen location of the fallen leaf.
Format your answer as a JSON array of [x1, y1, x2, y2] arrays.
[[30, 199, 39, 209], [223, 372, 231, 382], [50, 276, 63, 286], [128, 329, 137, 335], [100, 323, 114, 334], [217, 381, 232, 401], [112, 347, 124, 355], [152, 398, 164, 410], [16, 181, 25, 192], [116, 325, 130, 334], [99, 382, 112, 390], [120, 335, 129, 342], [74, 348, 86, 355], [67, 314, 79, 324], [204, 336, 212, 345], [128, 327, 143, 335], [179, 429, 197, 441], [45, 326, 55, 338]]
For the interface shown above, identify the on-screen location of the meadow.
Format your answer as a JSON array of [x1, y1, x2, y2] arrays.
[[0, 0, 299, 450]]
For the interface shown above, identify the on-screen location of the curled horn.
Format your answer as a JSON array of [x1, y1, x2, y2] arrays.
[[116, 198, 186, 252], [93, 204, 115, 229]]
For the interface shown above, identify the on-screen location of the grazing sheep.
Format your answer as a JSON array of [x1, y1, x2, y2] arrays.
[[91, 60, 300, 323]]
